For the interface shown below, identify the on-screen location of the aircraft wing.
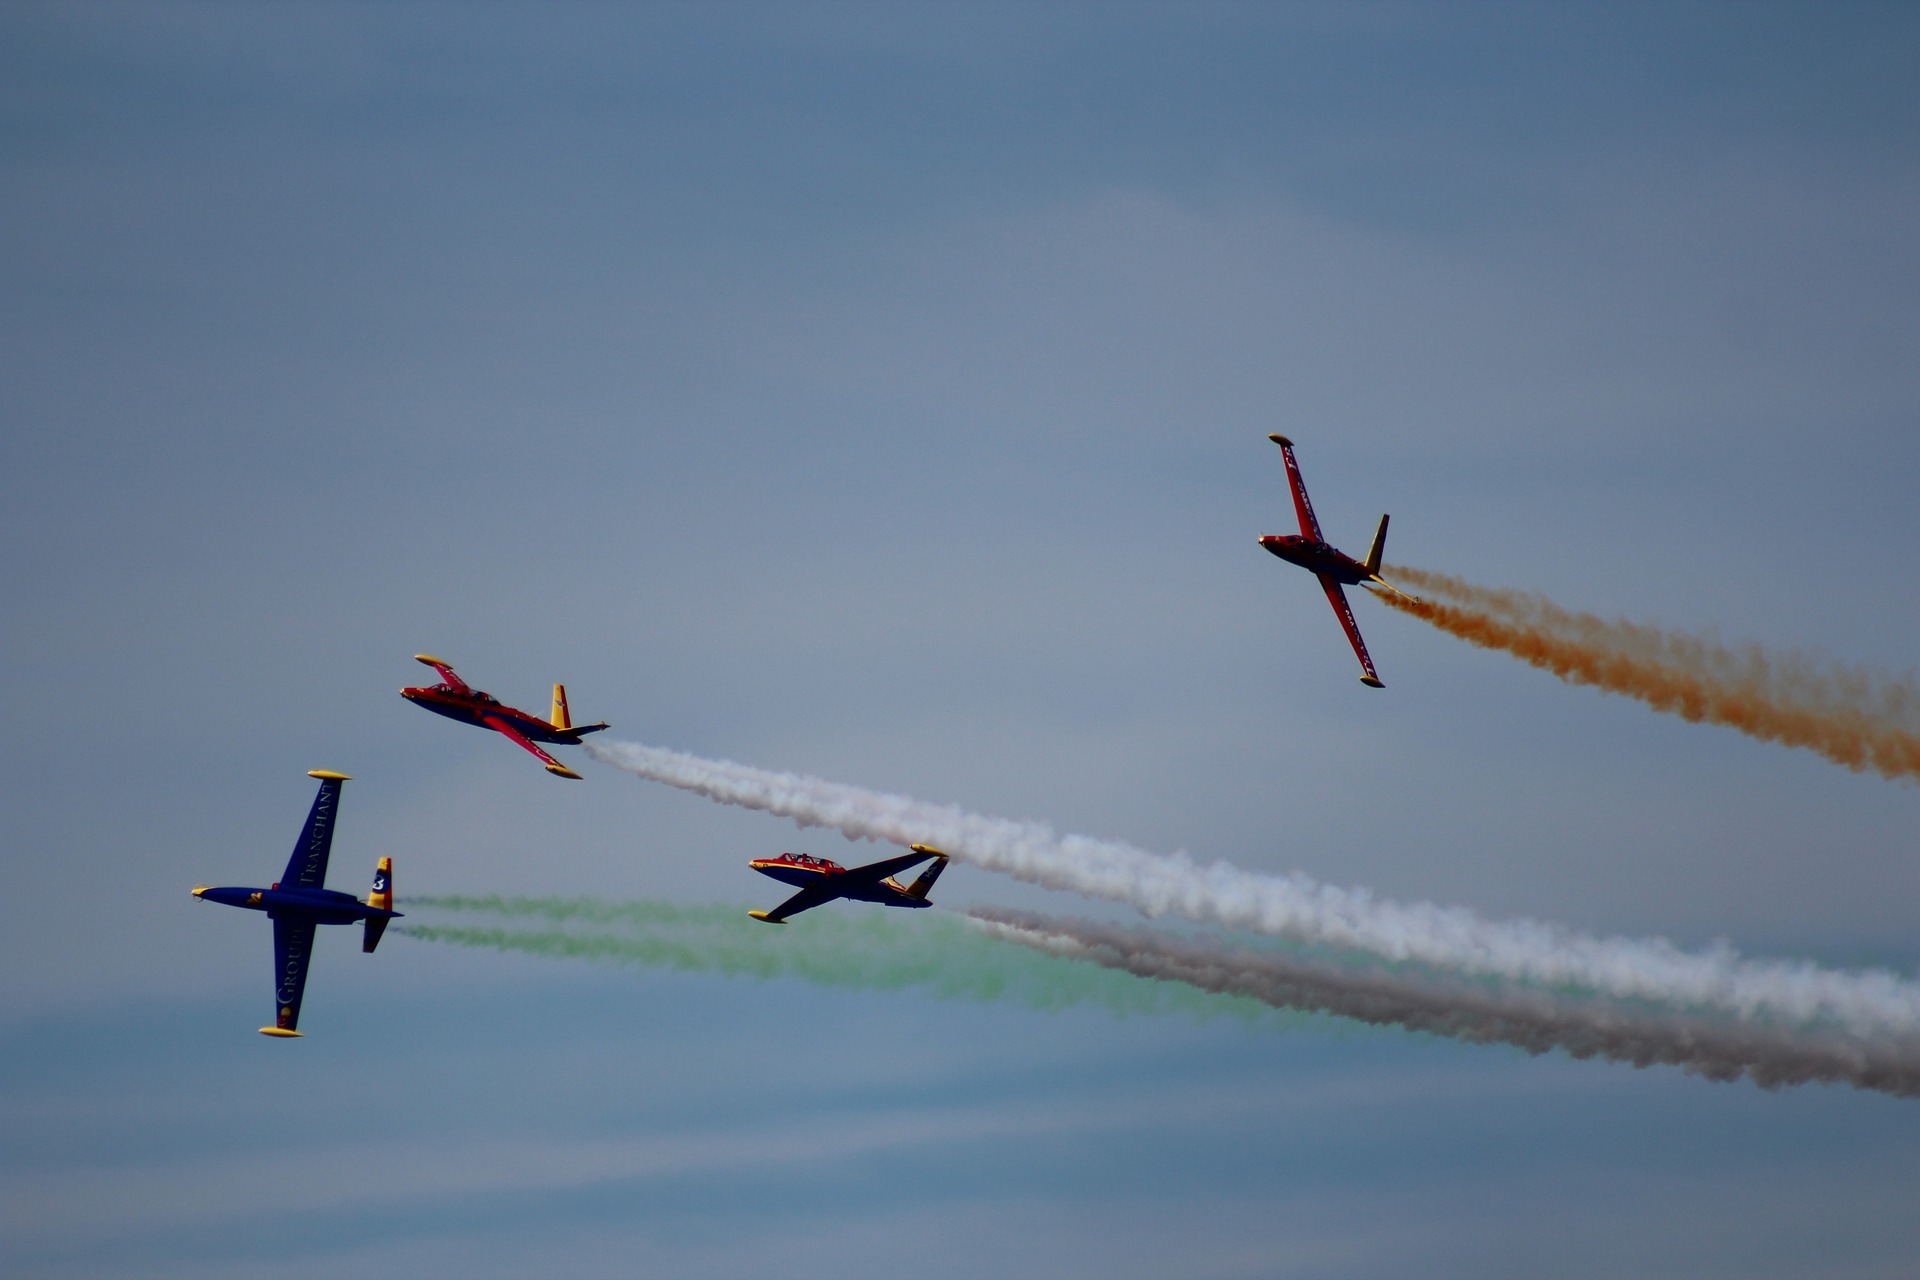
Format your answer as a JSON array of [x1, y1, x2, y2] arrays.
[[1270, 435, 1325, 542], [1318, 574, 1384, 688], [280, 773, 348, 889], [268, 915, 317, 1035], [413, 654, 471, 692], [480, 713, 583, 779], [753, 884, 836, 923]]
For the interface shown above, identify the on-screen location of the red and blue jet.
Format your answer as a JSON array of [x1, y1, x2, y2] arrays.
[[191, 770, 400, 1037], [747, 844, 951, 923], [1258, 434, 1413, 687], [401, 655, 608, 779]]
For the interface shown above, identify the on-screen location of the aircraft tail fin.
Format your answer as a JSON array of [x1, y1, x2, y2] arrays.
[[1364, 513, 1389, 576], [547, 686, 609, 741], [903, 846, 950, 900], [363, 857, 393, 953]]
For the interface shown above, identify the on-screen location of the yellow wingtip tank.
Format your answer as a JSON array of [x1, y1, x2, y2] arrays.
[[306, 770, 352, 781], [191, 885, 211, 898], [258, 1027, 304, 1038], [747, 909, 784, 923], [545, 762, 584, 780]]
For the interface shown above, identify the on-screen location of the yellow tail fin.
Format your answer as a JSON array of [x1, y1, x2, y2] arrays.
[[551, 683, 571, 730], [368, 857, 393, 912]]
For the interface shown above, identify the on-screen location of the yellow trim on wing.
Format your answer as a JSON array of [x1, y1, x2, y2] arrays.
[[258, 1027, 304, 1037], [307, 770, 352, 781]]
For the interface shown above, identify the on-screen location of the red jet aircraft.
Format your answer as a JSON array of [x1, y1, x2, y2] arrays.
[[400, 655, 608, 779], [1258, 434, 1412, 688], [747, 844, 950, 923]]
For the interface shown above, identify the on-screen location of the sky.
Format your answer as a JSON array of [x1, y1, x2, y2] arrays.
[[5, 2, 1920, 1275]]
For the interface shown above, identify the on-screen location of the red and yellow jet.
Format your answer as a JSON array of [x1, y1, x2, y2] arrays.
[[400, 655, 608, 779], [747, 844, 950, 923], [1258, 434, 1413, 687]]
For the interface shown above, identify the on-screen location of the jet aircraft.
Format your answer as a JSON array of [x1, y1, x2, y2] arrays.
[[401, 655, 608, 779], [191, 770, 401, 1036], [747, 844, 951, 923], [1258, 434, 1412, 687]]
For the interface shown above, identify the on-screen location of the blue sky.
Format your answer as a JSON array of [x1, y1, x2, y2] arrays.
[[6, 3, 1920, 1275]]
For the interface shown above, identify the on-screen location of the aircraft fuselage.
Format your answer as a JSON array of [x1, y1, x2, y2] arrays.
[[195, 883, 397, 927], [750, 856, 934, 908], [400, 685, 590, 744], [1258, 534, 1375, 586]]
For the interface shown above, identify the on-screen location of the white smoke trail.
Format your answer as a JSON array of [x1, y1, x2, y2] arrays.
[[967, 907, 1920, 1097], [585, 738, 1920, 1036]]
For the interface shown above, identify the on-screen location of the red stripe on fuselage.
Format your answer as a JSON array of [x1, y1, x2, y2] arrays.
[[401, 686, 578, 742]]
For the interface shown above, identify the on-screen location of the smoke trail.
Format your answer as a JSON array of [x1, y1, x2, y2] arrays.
[[585, 737, 1920, 1036], [398, 896, 1272, 1022], [970, 907, 1920, 1097], [402, 896, 1920, 1097], [1380, 565, 1920, 781]]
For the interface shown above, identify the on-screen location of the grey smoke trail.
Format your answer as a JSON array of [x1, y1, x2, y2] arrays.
[[585, 737, 1920, 1036], [968, 907, 1920, 1097]]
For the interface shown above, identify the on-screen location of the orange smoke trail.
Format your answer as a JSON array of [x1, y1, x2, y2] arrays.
[[1376, 566, 1920, 782]]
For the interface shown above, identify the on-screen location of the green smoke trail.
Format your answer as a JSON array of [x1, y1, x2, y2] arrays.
[[399, 896, 1286, 1023]]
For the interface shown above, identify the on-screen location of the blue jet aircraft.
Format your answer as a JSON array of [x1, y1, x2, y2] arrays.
[[191, 770, 401, 1036], [747, 844, 950, 923]]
